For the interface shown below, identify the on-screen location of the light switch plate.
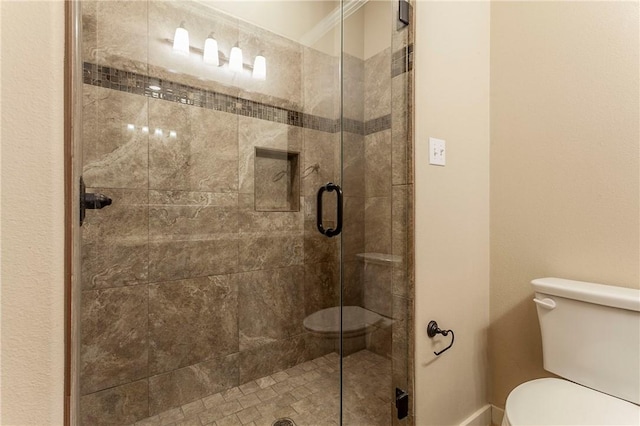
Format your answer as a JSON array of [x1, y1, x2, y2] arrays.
[[429, 137, 446, 166]]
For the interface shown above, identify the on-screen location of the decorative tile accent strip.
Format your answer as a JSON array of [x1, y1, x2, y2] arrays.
[[83, 62, 394, 135], [392, 44, 414, 78], [343, 118, 364, 135], [365, 114, 392, 136]]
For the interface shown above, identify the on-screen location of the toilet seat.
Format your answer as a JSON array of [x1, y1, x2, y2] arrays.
[[503, 378, 640, 426]]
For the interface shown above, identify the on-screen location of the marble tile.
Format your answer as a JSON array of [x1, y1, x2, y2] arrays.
[[392, 185, 410, 298], [148, 98, 238, 192], [342, 260, 364, 307], [342, 132, 365, 196], [182, 399, 206, 419], [407, 70, 415, 186], [238, 117, 302, 195], [363, 262, 393, 318], [238, 21, 303, 109], [238, 194, 304, 233], [302, 128, 338, 197], [342, 196, 365, 263], [149, 353, 239, 416], [238, 234, 303, 272], [365, 130, 392, 198], [149, 190, 238, 237], [365, 197, 392, 254], [239, 335, 308, 384], [304, 262, 339, 316], [366, 325, 392, 360], [238, 267, 305, 350], [343, 53, 364, 122], [306, 334, 335, 365], [303, 47, 339, 118], [147, 190, 238, 282], [148, 235, 238, 283], [149, 275, 239, 375], [408, 192, 415, 298], [81, 285, 148, 395], [80, 379, 149, 426], [82, 1, 148, 73], [364, 47, 392, 120], [392, 74, 410, 185], [82, 242, 148, 291], [303, 219, 339, 265], [81, 188, 148, 290], [392, 296, 409, 389], [82, 85, 148, 189]]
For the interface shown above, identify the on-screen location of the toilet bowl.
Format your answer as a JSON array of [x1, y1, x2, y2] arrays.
[[503, 378, 640, 426], [503, 278, 640, 426]]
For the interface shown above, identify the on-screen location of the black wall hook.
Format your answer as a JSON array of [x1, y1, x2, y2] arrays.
[[427, 320, 455, 356]]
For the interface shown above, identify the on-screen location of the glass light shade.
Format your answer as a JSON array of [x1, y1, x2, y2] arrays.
[[229, 46, 243, 73], [252, 55, 266, 80], [172, 25, 190, 56], [203, 36, 219, 66]]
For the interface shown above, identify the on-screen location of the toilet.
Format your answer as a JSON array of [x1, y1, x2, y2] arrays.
[[503, 277, 640, 425]]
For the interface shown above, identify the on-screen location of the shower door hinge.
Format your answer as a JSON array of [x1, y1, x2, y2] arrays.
[[79, 176, 113, 226], [398, 0, 410, 27], [395, 387, 409, 420]]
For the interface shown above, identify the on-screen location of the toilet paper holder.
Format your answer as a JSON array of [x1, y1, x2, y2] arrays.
[[427, 320, 455, 356]]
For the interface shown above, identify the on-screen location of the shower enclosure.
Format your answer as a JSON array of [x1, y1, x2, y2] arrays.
[[70, 0, 414, 424]]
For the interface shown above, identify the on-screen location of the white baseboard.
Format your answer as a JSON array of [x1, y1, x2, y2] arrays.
[[491, 405, 505, 426], [459, 404, 492, 426]]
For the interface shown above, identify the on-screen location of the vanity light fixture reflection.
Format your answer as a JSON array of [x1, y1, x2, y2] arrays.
[[172, 22, 190, 56], [168, 30, 266, 79], [203, 33, 219, 66], [253, 54, 266, 80], [229, 44, 243, 73]]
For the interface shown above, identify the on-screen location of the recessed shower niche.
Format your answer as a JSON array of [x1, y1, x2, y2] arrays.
[[254, 147, 300, 212]]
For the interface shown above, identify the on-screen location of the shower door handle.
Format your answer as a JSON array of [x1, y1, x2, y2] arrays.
[[316, 182, 343, 237]]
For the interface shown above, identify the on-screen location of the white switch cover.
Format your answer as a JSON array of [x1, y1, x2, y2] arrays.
[[429, 137, 446, 166]]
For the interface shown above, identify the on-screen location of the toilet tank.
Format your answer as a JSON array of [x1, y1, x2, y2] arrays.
[[532, 277, 640, 405]]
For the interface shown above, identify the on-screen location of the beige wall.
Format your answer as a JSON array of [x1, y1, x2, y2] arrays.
[[414, 1, 491, 424], [0, 0, 66, 424], [490, 0, 640, 409]]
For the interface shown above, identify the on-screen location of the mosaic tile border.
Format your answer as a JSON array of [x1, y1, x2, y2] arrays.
[[84, 58, 406, 136], [365, 115, 392, 136], [392, 44, 414, 78]]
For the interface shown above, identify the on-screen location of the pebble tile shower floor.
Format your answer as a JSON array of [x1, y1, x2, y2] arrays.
[[131, 350, 392, 426]]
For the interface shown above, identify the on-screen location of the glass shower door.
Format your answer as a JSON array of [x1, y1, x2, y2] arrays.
[[75, 1, 411, 424], [78, 1, 343, 424], [340, 0, 412, 424]]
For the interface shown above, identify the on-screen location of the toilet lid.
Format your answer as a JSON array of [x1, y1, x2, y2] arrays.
[[505, 378, 640, 425]]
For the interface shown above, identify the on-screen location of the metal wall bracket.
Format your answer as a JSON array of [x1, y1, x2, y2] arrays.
[[79, 176, 112, 226], [396, 388, 409, 420], [399, 0, 410, 27]]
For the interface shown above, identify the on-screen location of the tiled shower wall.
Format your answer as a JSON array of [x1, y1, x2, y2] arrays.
[[78, 1, 413, 424]]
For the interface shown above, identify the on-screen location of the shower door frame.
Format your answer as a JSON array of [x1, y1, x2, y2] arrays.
[[63, 1, 415, 424], [64, 0, 84, 424]]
